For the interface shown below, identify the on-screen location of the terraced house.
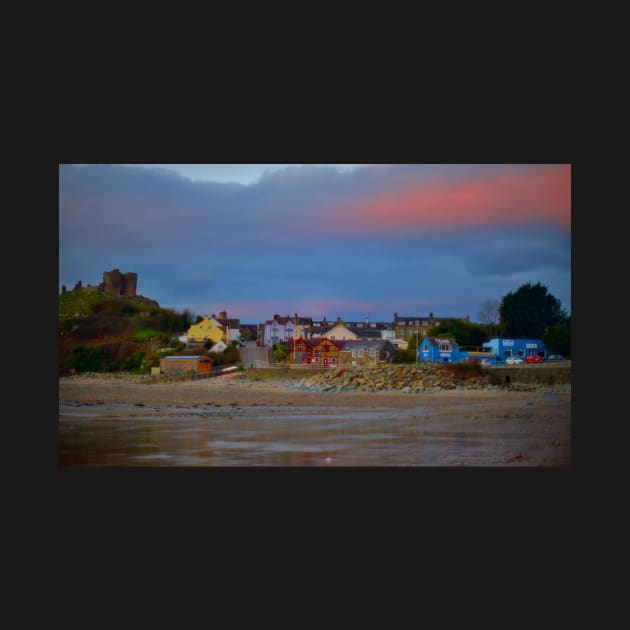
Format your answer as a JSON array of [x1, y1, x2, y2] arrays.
[[339, 340, 397, 366], [393, 312, 470, 340], [262, 314, 295, 347]]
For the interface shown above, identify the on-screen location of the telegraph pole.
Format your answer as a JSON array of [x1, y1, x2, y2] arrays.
[[416, 330, 419, 366]]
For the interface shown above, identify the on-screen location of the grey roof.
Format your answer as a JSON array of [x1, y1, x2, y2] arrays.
[[422, 337, 459, 347], [351, 329, 384, 339], [339, 340, 394, 351]]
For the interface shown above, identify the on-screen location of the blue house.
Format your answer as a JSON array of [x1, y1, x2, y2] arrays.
[[482, 338, 548, 362], [418, 337, 461, 364]]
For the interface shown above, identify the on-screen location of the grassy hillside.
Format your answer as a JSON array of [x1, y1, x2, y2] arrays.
[[58, 291, 113, 317], [58, 291, 190, 374]]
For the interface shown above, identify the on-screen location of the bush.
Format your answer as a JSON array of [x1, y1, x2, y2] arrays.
[[61, 346, 105, 372], [395, 349, 416, 363], [121, 352, 146, 372], [272, 342, 289, 364], [442, 362, 482, 379], [212, 345, 241, 366]]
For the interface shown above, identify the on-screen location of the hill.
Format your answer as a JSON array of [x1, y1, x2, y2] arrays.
[[58, 291, 191, 374]]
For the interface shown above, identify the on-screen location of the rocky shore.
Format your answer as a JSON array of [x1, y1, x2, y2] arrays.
[[287, 364, 568, 394]]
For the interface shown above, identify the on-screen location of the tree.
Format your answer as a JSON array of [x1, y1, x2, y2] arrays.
[[499, 282, 568, 339], [478, 298, 500, 325], [426, 319, 488, 348], [272, 342, 289, 364], [542, 320, 571, 357], [181, 309, 194, 329]]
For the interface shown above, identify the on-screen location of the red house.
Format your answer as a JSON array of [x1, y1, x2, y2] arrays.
[[306, 337, 344, 367]]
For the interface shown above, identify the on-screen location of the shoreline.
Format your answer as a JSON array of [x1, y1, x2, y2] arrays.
[[59, 373, 570, 408]]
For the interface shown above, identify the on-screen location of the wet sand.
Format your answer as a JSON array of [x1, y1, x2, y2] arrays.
[[58, 375, 571, 466]]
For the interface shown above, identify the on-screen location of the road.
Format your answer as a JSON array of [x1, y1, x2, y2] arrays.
[[240, 341, 272, 367]]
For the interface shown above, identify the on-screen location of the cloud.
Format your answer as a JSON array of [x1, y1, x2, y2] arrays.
[[59, 163, 571, 320], [323, 164, 571, 235]]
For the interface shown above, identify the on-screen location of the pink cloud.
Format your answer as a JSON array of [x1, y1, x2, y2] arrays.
[[329, 165, 570, 233]]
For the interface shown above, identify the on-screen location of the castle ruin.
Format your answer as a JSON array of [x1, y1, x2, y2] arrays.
[[66, 269, 138, 298], [102, 269, 137, 297]]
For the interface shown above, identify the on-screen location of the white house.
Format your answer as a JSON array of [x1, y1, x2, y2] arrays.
[[208, 340, 228, 353]]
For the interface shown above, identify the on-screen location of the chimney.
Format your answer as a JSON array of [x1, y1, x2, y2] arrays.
[[365, 316, 369, 325], [219, 310, 227, 319], [274, 314, 279, 321], [211, 314, 215, 319], [323, 316, 327, 324], [394, 312, 398, 320], [429, 312, 434, 319]]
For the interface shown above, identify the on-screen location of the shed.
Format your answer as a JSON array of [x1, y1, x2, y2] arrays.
[[159, 355, 213, 375]]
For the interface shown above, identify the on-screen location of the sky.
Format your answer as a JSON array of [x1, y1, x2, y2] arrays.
[[59, 163, 571, 324]]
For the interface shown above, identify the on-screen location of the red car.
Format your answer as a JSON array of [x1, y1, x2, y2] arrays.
[[525, 355, 544, 363]]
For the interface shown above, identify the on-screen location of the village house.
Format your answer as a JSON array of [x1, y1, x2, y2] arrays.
[[343, 319, 395, 341], [339, 340, 397, 366], [317, 319, 359, 342], [394, 312, 470, 340], [418, 337, 460, 364], [262, 314, 295, 347], [215, 311, 241, 343], [292, 313, 313, 339], [186, 315, 226, 347], [304, 338, 345, 366], [290, 337, 312, 364], [159, 355, 213, 375], [207, 340, 228, 354]]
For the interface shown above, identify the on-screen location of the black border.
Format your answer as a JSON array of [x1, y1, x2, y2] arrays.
[[47, 109, 586, 543]]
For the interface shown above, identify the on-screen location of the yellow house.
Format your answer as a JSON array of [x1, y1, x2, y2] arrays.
[[187, 315, 226, 344]]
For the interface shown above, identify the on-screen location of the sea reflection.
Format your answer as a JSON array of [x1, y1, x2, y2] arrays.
[[59, 401, 570, 466]]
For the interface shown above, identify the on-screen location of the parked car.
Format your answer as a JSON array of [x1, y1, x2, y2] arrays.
[[547, 354, 564, 361], [481, 359, 492, 367], [505, 356, 524, 365], [525, 355, 544, 363]]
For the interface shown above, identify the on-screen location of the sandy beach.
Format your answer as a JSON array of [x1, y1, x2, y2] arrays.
[[58, 374, 571, 466]]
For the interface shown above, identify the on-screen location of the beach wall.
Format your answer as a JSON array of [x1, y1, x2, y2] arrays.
[[489, 366, 571, 385]]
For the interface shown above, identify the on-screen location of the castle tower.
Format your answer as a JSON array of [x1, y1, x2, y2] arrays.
[[122, 272, 137, 297], [102, 269, 137, 297]]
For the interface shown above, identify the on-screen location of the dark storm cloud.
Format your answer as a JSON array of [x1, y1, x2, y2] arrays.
[[59, 164, 571, 320]]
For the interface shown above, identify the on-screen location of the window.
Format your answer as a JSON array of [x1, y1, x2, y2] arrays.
[[358, 350, 364, 358], [351, 349, 356, 357], [369, 349, 376, 357], [439, 343, 451, 352], [518, 349, 525, 357], [505, 349, 512, 357]]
